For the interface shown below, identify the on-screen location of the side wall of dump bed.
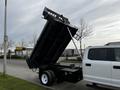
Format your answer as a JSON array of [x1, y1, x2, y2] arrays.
[[26, 8, 78, 69]]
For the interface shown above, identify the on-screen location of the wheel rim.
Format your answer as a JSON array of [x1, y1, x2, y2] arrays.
[[41, 74, 48, 84]]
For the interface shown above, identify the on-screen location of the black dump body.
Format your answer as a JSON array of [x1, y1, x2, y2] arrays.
[[26, 7, 78, 69]]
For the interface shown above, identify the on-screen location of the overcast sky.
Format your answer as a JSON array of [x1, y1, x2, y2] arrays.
[[1, 0, 120, 48]]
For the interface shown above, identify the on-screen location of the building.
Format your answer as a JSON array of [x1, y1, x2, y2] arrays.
[[15, 47, 33, 57], [62, 49, 84, 56]]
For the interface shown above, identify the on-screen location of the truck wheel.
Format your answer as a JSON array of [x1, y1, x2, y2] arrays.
[[39, 70, 55, 86], [86, 82, 97, 87], [92, 83, 97, 86]]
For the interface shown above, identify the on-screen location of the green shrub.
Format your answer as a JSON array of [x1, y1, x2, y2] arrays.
[[0, 55, 26, 59]]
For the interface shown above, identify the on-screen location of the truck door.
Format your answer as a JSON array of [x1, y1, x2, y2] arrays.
[[83, 48, 113, 85], [112, 48, 120, 87]]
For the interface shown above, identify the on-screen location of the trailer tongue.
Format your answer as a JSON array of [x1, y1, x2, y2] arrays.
[[26, 7, 82, 86]]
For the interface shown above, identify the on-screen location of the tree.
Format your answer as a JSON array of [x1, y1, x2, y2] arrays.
[[78, 19, 93, 58], [20, 39, 27, 47], [0, 43, 3, 55], [7, 39, 15, 59], [29, 33, 38, 47], [7, 39, 14, 48]]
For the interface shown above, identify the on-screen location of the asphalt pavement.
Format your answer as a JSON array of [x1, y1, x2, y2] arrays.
[[0, 59, 119, 90]]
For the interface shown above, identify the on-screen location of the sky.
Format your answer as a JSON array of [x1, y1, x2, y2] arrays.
[[0, 0, 120, 48]]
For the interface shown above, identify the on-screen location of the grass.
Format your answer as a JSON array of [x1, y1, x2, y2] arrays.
[[0, 55, 26, 60], [0, 73, 49, 90]]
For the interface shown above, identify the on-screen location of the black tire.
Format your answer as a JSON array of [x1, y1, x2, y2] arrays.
[[48, 70, 56, 80], [39, 70, 55, 86], [86, 82, 97, 87], [92, 83, 97, 86]]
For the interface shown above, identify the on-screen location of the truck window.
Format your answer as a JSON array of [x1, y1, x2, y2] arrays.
[[88, 48, 114, 61], [115, 48, 120, 61], [88, 48, 107, 60]]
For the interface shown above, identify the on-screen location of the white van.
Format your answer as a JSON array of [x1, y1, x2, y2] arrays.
[[83, 46, 120, 88]]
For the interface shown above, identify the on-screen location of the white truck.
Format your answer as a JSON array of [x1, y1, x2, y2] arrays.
[[26, 7, 120, 88], [83, 46, 120, 88]]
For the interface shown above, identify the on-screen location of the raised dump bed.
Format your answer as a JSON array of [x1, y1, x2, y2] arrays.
[[26, 7, 82, 86], [26, 7, 78, 69]]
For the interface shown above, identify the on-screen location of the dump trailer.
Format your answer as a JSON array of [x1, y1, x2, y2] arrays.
[[26, 7, 83, 86]]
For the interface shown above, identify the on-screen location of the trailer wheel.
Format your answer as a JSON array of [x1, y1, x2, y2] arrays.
[[39, 70, 55, 86]]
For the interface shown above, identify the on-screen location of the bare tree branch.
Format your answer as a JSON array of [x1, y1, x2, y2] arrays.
[[0, 43, 3, 55], [18, 39, 27, 47], [7, 39, 15, 48], [79, 18, 93, 58], [29, 33, 38, 47]]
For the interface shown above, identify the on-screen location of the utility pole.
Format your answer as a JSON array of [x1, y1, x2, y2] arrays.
[[3, 0, 8, 76]]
